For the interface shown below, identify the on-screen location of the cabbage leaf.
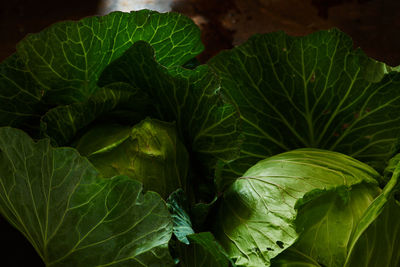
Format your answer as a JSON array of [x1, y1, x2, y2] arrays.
[[214, 149, 380, 266], [209, 29, 400, 189], [0, 127, 173, 266]]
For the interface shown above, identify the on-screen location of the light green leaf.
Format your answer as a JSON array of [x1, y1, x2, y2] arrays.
[[344, 196, 400, 267], [214, 149, 380, 267], [98, 40, 241, 171], [293, 184, 380, 267], [344, 155, 400, 267], [0, 127, 173, 266], [208, 29, 400, 189], [177, 232, 235, 267], [74, 118, 189, 199]]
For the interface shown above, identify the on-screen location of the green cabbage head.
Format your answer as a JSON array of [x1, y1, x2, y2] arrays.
[[214, 148, 381, 267], [74, 117, 189, 198]]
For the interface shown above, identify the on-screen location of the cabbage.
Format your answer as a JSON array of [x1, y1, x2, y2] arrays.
[[0, 10, 399, 267]]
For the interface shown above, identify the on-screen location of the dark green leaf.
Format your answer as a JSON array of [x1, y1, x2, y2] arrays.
[[177, 232, 235, 267], [0, 10, 203, 137], [167, 189, 194, 244], [9, 10, 203, 104], [0, 127, 173, 266], [209, 29, 400, 189], [98, 40, 241, 171], [271, 248, 321, 267], [0, 54, 46, 133], [191, 196, 218, 230], [41, 83, 153, 146]]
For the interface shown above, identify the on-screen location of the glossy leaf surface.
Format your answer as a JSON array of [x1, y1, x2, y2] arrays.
[[209, 29, 400, 189], [293, 184, 380, 267], [17, 10, 203, 103], [344, 154, 400, 267], [0, 127, 173, 266], [75, 118, 189, 198], [215, 149, 380, 267], [98, 40, 241, 171], [0, 10, 203, 132]]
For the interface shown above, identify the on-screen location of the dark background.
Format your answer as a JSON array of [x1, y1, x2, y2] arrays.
[[1, 0, 400, 265], [1, 0, 400, 65]]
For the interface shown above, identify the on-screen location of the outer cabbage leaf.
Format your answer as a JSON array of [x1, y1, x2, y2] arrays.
[[41, 83, 153, 146], [0, 127, 173, 266], [0, 10, 203, 132], [16, 10, 203, 103], [208, 29, 400, 189], [98, 40, 241, 171], [360, 56, 400, 83], [0, 54, 46, 133], [177, 232, 235, 267], [214, 149, 380, 267]]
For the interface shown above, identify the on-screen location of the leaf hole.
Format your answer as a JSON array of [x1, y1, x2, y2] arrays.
[[276, 240, 284, 248]]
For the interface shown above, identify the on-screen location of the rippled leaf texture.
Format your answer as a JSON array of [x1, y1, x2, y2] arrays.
[[208, 29, 400, 189], [344, 155, 400, 267], [98, 41, 241, 171], [41, 83, 153, 146], [16, 10, 203, 103], [0, 55, 46, 132], [0, 10, 203, 132], [214, 149, 380, 267], [0, 127, 173, 266], [177, 232, 235, 267]]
